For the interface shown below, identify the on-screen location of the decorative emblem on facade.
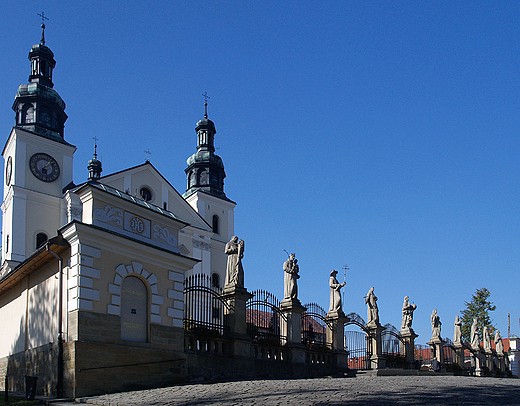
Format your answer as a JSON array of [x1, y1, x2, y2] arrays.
[[152, 225, 178, 247], [130, 216, 145, 234], [193, 240, 212, 251], [94, 205, 123, 226]]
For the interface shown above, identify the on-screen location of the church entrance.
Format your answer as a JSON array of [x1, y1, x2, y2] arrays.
[[121, 276, 148, 342]]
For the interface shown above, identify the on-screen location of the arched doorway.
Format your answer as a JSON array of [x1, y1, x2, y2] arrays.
[[121, 276, 148, 342]]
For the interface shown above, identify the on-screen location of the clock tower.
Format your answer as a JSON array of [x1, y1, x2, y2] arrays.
[[1, 24, 76, 274]]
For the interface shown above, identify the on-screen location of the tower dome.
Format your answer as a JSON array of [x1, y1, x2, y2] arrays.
[[12, 21, 68, 142], [183, 101, 227, 200]]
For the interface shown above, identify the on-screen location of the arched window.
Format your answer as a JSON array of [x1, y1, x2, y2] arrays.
[[212, 215, 219, 234], [36, 233, 48, 249], [121, 276, 148, 342], [211, 273, 220, 289], [22, 104, 35, 124]]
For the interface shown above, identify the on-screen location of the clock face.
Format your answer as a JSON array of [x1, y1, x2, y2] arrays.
[[5, 156, 12, 186], [29, 153, 60, 182]]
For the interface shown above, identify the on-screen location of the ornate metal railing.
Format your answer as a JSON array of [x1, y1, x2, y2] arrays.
[[246, 290, 287, 345], [301, 302, 332, 349], [183, 273, 230, 337]]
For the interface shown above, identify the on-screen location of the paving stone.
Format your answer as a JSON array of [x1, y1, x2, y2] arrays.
[[51, 376, 520, 406]]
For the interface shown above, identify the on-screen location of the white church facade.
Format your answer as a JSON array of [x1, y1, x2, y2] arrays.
[[0, 27, 236, 397]]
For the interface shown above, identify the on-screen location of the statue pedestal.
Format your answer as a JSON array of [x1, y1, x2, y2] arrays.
[[325, 310, 347, 351], [453, 342, 465, 369], [485, 349, 495, 374], [280, 298, 306, 346], [470, 346, 484, 376], [325, 310, 349, 369], [221, 284, 253, 357], [399, 328, 418, 368], [496, 350, 506, 375], [366, 322, 386, 369], [427, 337, 445, 371]]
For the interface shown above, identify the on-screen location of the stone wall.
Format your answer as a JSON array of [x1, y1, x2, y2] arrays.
[[0, 342, 60, 396], [72, 341, 187, 398]]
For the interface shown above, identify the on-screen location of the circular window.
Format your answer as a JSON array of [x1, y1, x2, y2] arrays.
[[139, 187, 153, 202]]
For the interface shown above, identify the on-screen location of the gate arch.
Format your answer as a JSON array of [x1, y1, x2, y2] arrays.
[[344, 312, 370, 369], [246, 290, 288, 344], [301, 302, 332, 349]]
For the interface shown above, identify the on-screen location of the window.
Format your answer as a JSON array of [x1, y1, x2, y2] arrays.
[[211, 273, 220, 289], [139, 187, 152, 201], [36, 233, 48, 249], [22, 104, 34, 124], [212, 215, 219, 234]]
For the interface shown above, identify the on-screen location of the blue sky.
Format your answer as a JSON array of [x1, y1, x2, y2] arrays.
[[1, 1, 519, 343]]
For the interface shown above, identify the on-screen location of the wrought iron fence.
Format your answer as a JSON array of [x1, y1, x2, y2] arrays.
[[301, 302, 331, 349], [183, 273, 230, 336], [381, 324, 402, 356], [246, 290, 287, 345], [345, 330, 369, 369]]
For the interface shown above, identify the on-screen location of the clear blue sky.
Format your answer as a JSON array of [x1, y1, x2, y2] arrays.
[[1, 1, 519, 344]]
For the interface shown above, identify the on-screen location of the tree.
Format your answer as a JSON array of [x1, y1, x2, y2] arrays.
[[460, 288, 496, 343]]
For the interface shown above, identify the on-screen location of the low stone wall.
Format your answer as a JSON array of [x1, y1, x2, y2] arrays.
[[72, 341, 187, 398], [0, 342, 61, 396]]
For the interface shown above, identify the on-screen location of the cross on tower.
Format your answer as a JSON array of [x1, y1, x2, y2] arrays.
[[202, 92, 210, 118], [37, 12, 49, 45], [92, 136, 99, 157], [144, 148, 152, 161]]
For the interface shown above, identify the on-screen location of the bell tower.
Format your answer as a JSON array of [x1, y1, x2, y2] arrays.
[[183, 96, 235, 244], [2, 20, 76, 274]]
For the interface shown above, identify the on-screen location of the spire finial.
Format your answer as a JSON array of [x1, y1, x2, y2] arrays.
[[144, 148, 152, 162], [202, 92, 210, 119], [88, 136, 102, 181], [37, 12, 49, 45], [93, 136, 99, 159]]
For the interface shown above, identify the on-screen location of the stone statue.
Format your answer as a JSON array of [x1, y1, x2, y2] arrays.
[[470, 318, 480, 349], [430, 309, 441, 340], [224, 236, 244, 288], [283, 253, 299, 300], [400, 296, 416, 331], [365, 287, 379, 326], [453, 315, 462, 345], [483, 326, 492, 352], [328, 270, 346, 313], [495, 330, 504, 355]]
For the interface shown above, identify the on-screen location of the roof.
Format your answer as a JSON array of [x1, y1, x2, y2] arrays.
[[74, 181, 191, 227], [0, 235, 69, 296]]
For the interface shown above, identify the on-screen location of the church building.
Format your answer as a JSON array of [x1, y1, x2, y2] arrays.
[[0, 25, 236, 397]]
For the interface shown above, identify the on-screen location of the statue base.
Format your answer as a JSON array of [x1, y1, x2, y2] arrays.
[[366, 323, 386, 370], [399, 328, 418, 367], [427, 337, 445, 370], [280, 299, 306, 345], [280, 298, 306, 313]]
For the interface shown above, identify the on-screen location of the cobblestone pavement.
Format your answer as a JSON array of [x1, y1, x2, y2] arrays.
[[54, 375, 520, 406]]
